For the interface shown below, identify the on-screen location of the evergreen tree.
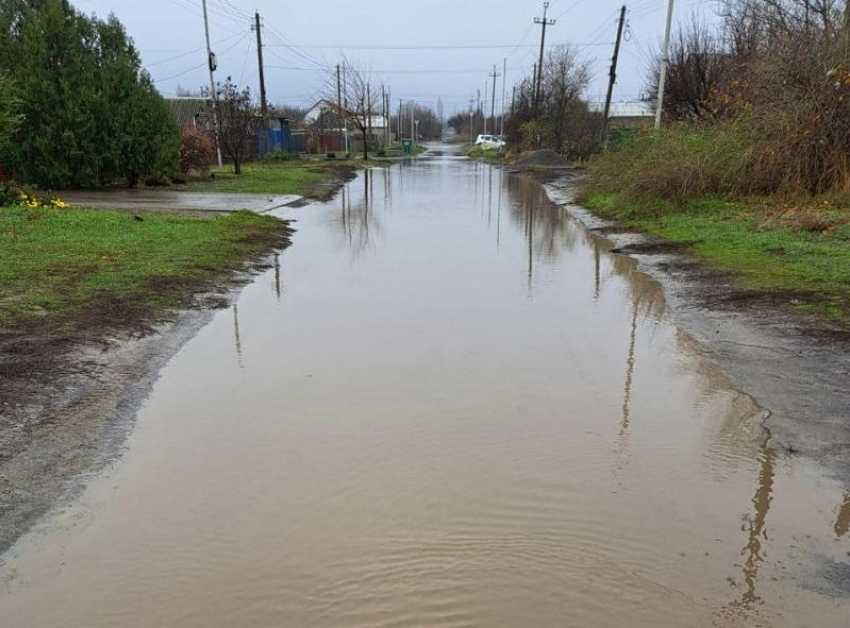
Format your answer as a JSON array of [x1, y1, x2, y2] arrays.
[[0, 0, 179, 188]]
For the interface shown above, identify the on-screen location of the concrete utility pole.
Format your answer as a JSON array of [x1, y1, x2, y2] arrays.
[[601, 5, 627, 146], [484, 79, 489, 134], [410, 100, 415, 142], [254, 12, 268, 155], [342, 66, 351, 156], [490, 65, 499, 134], [533, 2, 555, 114], [201, 0, 222, 165], [500, 57, 507, 136], [366, 82, 372, 156], [655, 0, 675, 129], [469, 97, 474, 143], [337, 63, 345, 153], [476, 89, 481, 136]]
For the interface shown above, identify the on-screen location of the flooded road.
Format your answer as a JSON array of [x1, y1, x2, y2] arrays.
[[2, 145, 848, 627]]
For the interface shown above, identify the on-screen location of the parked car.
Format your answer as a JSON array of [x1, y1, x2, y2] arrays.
[[474, 134, 506, 150]]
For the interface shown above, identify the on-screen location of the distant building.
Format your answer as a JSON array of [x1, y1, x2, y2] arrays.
[[588, 100, 654, 130], [303, 99, 392, 152], [165, 97, 214, 131]]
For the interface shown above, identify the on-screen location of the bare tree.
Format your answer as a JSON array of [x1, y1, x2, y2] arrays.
[[540, 45, 593, 152], [325, 60, 379, 160], [216, 77, 257, 175], [644, 15, 730, 120], [504, 44, 597, 158]]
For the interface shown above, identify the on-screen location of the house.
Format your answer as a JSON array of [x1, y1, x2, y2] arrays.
[[166, 97, 214, 131], [303, 99, 392, 152], [588, 100, 654, 130]]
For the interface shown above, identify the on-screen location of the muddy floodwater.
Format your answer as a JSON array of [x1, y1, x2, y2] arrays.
[[1, 145, 849, 627]]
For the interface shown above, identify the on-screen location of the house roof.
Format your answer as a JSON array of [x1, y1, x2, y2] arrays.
[[166, 97, 212, 128], [304, 99, 388, 128], [588, 100, 654, 118]]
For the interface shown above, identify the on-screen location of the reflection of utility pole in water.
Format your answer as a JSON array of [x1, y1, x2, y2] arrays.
[[735, 443, 776, 609], [594, 245, 601, 300], [621, 296, 639, 435], [526, 192, 535, 295], [273, 254, 281, 302], [496, 167, 503, 249], [233, 304, 243, 369], [834, 493, 850, 537], [487, 165, 493, 228], [612, 294, 639, 489]]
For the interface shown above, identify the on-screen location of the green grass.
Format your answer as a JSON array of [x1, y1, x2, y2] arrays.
[[187, 161, 351, 196], [0, 206, 289, 333], [582, 191, 850, 321], [462, 143, 507, 163]]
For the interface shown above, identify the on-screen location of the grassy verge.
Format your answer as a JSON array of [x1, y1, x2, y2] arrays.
[[0, 205, 290, 334], [580, 190, 850, 322], [462, 144, 507, 163], [187, 160, 355, 196]]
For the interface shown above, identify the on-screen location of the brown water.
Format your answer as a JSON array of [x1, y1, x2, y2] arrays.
[[1, 145, 848, 627]]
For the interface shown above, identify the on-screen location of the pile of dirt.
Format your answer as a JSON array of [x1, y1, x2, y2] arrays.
[[510, 150, 570, 169]]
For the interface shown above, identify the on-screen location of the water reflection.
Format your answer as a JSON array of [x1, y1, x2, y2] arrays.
[[273, 253, 281, 302], [737, 442, 776, 609], [233, 303, 243, 369], [333, 170, 380, 258], [835, 493, 850, 538]]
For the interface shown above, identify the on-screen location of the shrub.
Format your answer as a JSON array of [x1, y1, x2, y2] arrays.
[[262, 149, 296, 163], [179, 127, 216, 173], [586, 126, 749, 201]]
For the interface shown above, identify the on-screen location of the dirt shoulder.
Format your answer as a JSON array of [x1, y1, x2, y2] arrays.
[[0, 208, 294, 554], [539, 171, 850, 484]]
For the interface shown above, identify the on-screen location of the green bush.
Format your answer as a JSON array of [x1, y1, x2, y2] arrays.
[[586, 126, 750, 201], [262, 150, 297, 163], [0, 1, 179, 188]]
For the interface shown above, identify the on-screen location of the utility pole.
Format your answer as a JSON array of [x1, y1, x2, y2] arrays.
[[655, 0, 675, 129], [533, 2, 555, 114], [201, 0, 222, 165], [490, 65, 499, 134], [366, 82, 372, 157], [481, 81, 487, 135], [381, 85, 386, 148], [342, 64, 350, 155], [398, 98, 402, 139], [476, 89, 481, 136], [601, 5, 627, 146], [500, 57, 507, 136], [254, 12, 268, 156], [469, 97, 474, 143], [410, 100, 415, 143], [336, 63, 342, 144]]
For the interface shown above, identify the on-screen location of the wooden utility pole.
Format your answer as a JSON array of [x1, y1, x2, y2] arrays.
[[601, 5, 627, 147], [254, 12, 268, 155], [533, 2, 555, 115], [201, 0, 222, 165], [655, 0, 675, 129]]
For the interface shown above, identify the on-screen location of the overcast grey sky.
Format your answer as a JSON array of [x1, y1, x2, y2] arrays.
[[74, 0, 714, 116]]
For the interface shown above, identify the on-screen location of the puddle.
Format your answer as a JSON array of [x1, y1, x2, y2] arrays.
[[1, 145, 847, 627]]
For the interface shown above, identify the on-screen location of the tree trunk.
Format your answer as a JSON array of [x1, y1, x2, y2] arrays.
[[234, 156, 241, 175], [362, 124, 368, 161]]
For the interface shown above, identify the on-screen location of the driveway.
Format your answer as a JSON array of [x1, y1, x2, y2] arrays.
[[59, 189, 302, 213]]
